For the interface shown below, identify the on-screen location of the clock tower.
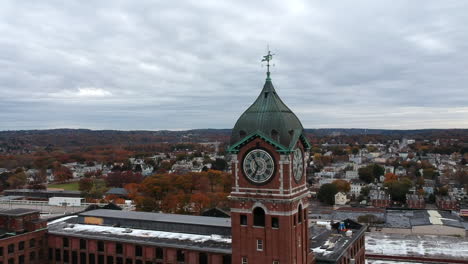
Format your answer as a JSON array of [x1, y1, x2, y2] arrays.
[[228, 51, 315, 264]]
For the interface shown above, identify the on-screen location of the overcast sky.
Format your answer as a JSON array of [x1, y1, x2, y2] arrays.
[[1, 0, 467, 130]]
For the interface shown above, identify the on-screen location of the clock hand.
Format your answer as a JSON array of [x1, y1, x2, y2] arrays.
[[253, 158, 260, 174], [254, 160, 260, 176]]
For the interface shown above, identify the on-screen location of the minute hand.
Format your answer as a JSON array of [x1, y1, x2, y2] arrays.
[[253, 158, 260, 175]]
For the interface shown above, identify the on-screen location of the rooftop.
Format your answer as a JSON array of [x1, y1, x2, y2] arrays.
[[4, 189, 81, 194], [0, 208, 39, 216], [80, 209, 231, 228], [48, 211, 232, 254], [310, 219, 365, 262], [385, 209, 465, 229], [366, 232, 468, 260]]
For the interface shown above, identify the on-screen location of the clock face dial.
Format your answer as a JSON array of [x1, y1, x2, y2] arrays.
[[243, 149, 275, 184], [293, 148, 304, 182]]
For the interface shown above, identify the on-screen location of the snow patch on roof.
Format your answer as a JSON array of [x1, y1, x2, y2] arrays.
[[62, 224, 231, 243], [428, 210, 443, 225], [366, 233, 468, 259], [48, 215, 78, 226]]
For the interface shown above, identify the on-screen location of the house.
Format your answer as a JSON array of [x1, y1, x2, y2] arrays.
[[345, 170, 359, 180], [350, 179, 366, 197], [436, 195, 459, 211], [369, 190, 391, 208], [395, 166, 407, 176], [334, 192, 348, 205], [105, 188, 129, 199], [406, 194, 425, 209]]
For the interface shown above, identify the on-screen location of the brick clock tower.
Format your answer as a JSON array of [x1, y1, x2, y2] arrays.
[[228, 51, 315, 264]]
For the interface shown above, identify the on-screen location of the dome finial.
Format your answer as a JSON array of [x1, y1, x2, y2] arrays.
[[261, 47, 274, 81]]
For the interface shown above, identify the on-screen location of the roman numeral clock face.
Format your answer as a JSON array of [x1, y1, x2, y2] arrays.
[[293, 148, 304, 182], [243, 149, 275, 184]]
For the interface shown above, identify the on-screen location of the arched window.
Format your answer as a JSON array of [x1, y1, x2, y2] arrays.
[[253, 207, 265, 227], [271, 129, 279, 141], [298, 204, 303, 223], [239, 130, 246, 138]]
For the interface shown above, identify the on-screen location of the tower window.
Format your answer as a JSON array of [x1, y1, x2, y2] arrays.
[[239, 130, 246, 138], [253, 207, 265, 227], [242, 257, 248, 264], [256, 240, 263, 251], [271, 129, 279, 141], [272, 217, 279, 228], [240, 215, 247, 226], [298, 205, 303, 223]]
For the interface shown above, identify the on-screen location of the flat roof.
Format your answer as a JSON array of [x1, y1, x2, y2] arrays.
[[48, 219, 231, 254], [310, 220, 365, 261], [79, 209, 231, 228], [366, 232, 468, 260], [0, 208, 39, 216], [5, 189, 81, 194]]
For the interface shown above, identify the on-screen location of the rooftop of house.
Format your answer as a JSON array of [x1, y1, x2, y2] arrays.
[[310, 219, 365, 262], [105, 188, 128, 196]]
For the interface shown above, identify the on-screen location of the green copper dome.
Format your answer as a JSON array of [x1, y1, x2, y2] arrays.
[[230, 78, 305, 150]]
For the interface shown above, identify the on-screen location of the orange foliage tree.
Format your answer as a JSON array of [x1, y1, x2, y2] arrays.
[[384, 173, 398, 183], [135, 170, 231, 214]]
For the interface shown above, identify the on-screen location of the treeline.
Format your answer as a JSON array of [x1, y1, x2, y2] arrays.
[[79, 170, 231, 215]]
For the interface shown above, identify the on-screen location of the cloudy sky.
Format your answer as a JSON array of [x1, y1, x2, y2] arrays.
[[1, 0, 468, 130]]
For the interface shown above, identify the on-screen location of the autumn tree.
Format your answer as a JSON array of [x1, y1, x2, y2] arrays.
[[384, 173, 398, 183], [7, 170, 27, 189], [79, 178, 94, 194], [105, 171, 143, 187], [332, 179, 350, 193], [191, 193, 211, 214], [124, 183, 141, 200], [135, 171, 231, 214], [53, 166, 73, 183]]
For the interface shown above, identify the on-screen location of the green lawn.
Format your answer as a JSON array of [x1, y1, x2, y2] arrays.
[[47, 182, 80, 191]]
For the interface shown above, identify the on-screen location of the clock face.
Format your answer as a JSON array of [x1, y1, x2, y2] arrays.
[[293, 148, 304, 182], [243, 149, 275, 184]]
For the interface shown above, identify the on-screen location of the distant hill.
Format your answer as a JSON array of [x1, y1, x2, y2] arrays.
[[0, 128, 467, 151]]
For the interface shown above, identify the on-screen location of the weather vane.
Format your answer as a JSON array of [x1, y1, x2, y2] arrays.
[[261, 48, 275, 80]]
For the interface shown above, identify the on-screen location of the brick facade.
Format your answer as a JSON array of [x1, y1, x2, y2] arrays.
[[230, 137, 315, 264], [45, 235, 231, 264]]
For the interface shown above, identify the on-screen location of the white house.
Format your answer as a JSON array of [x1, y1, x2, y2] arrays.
[[334, 192, 349, 205], [350, 180, 366, 197], [345, 170, 359, 180]]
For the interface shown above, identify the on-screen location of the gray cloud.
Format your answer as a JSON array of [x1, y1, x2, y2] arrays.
[[1, 0, 468, 130]]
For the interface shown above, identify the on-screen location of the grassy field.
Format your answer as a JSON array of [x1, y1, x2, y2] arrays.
[[47, 182, 80, 191]]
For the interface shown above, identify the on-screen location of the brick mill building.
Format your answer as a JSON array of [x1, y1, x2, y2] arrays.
[[0, 209, 47, 264], [2, 53, 366, 264]]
